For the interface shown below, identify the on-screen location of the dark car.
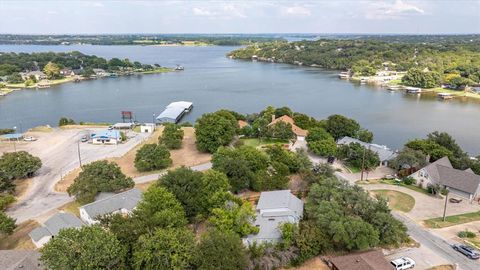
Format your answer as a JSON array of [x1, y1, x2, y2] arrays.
[[452, 244, 480, 259]]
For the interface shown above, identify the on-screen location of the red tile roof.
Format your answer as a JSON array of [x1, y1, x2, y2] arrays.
[[268, 115, 308, 137]]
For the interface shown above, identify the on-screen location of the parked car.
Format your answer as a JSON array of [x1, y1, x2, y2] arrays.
[[390, 257, 415, 270], [23, 136, 37, 141], [452, 244, 480, 259], [80, 136, 88, 142]]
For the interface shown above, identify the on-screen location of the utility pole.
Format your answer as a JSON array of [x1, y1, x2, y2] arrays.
[[152, 113, 155, 124], [77, 140, 82, 168], [443, 188, 450, 222]]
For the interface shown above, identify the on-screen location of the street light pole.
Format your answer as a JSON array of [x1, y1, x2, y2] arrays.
[[442, 188, 450, 222], [360, 146, 366, 181], [152, 113, 155, 124], [77, 140, 82, 168]]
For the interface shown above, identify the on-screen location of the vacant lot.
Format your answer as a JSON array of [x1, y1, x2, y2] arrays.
[[240, 138, 288, 148], [0, 219, 37, 250], [281, 257, 329, 270], [371, 189, 415, 213]]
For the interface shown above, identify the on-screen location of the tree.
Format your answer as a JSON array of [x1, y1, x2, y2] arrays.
[[306, 127, 332, 143], [352, 60, 377, 76], [371, 212, 408, 247], [134, 185, 187, 230], [266, 122, 295, 140], [195, 229, 248, 270], [0, 151, 42, 188], [67, 160, 134, 204], [159, 167, 204, 219], [329, 216, 379, 250], [0, 194, 15, 210], [0, 211, 16, 235], [43, 62, 61, 79], [251, 162, 290, 191], [198, 170, 233, 215], [405, 139, 453, 162], [294, 220, 332, 263], [325, 114, 360, 140], [389, 147, 427, 170], [159, 123, 184, 149], [401, 68, 442, 88], [40, 226, 126, 270], [265, 144, 301, 173], [195, 111, 237, 153], [133, 227, 195, 270], [134, 143, 172, 172], [274, 106, 293, 118], [7, 73, 23, 83], [58, 117, 76, 126], [357, 129, 373, 143], [293, 113, 318, 130], [308, 138, 337, 157], [337, 143, 380, 170], [212, 147, 256, 192], [208, 201, 259, 237]]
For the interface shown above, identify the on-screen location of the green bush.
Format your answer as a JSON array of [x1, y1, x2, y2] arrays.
[[159, 123, 184, 149], [458, 230, 476, 238], [134, 144, 172, 172], [58, 117, 76, 126], [403, 176, 415, 185], [0, 194, 15, 210]]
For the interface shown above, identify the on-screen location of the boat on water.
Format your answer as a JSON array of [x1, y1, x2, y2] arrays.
[[108, 73, 118, 78], [405, 87, 422, 94], [360, 79, 367, 85], [338, 71, 350, 79], [438, 93, 454, 100], [174, 65, 184, 71]]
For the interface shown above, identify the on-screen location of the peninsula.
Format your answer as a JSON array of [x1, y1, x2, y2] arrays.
[[0, 51, 173, 96]]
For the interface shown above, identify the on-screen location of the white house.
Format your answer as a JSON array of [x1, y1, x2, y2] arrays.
[[409, 156, 480, 200], [337, 136, 397, 167], [140, 123, 156, 133], [244, 190, 303, 245], [28, 212, 83, 248], [79, 188, 142, 225], [91, 130, 121, 145]]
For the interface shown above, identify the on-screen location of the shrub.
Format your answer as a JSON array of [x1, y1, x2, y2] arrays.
[[403, 176, 415, 185], [458, 230, 476, 238], [58, 117, 76, 126], [0, 194, 15, 210]]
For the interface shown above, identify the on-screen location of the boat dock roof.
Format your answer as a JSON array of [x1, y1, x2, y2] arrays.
[[156, 101, 193, 123]]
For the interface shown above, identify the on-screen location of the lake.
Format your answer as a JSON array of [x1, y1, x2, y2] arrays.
[[0, 44, 479, 154]]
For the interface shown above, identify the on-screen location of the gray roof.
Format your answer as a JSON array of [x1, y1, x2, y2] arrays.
[[256, 190, 303, 214], [0, 250, 43, 270], [29, 212, 83, 241], [80, 188, 142, 219], [422, 157, 480, 195], [156, 101, 192, 122], [337, 136, 397, 161], [246, 190, 303, 243]]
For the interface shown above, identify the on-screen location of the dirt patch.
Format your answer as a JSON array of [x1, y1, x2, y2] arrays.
[[54, 167, 81, 192], [135, 181, 156, 192], [169, 127, 211, 168], [426, 265, 454, 270], [0, 219, 38, 250], [281, 257, 329, 270], [13, 178, 32, 200]]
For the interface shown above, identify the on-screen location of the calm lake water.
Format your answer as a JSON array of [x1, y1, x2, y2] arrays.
[[0, 45, 479, 154]]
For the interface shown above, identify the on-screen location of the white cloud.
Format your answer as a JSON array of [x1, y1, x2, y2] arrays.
[[365, 0, 425, 20], [192, 7, 215, 17], [92, 2, 104, 8], [281, 6, 311, 17]]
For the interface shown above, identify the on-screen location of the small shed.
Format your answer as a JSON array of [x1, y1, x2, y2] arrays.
[[140, 123, 156, 133]]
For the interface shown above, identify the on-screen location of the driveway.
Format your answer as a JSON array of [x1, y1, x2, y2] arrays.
[[5, 128, 150, 223], [362, 184, 480, 222]]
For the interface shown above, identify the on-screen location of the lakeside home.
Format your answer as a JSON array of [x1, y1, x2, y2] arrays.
[[337, 136, 397, 167], [91, 130, 121, 145], [29, 212, 83, 248]]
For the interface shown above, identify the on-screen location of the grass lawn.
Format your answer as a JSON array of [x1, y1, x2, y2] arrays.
[[0, 219, 38, 250], [358, 178, 431, 196], [240, 138, 288, 148], [347, 165, 361, 173], [142, 67, 174, 74], [370, 189, 415, 212], [424, 211, 480, 228], [58, 200, 82, 217]]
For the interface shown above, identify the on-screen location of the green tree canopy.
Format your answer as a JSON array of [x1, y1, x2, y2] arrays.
[[40, 225, 126, 270], [0, 151, 42, 181], [0, 211, 16, 235], [401, 68, 442, 88], [389, 147, 428, 170], [325, 114, 361, 140], [195, 111, 237, 153], [159, 123, 184, 149], [208, 201, 259, 237], [195, 229, 248, 270], [133, 227, 196, 270], [67, 160, 134, 204], [308, 138, 337, 157], [337, 143, 380, 170], [266, 122, 295, 140], [134, 143, 172, 172]]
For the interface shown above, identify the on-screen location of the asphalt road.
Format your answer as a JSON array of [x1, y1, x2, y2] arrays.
[[393, 212, 480, 270], [133, 162, 212, 184]]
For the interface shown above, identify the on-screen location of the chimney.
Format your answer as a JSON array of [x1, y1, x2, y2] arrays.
[[271, 115, 276, 122]]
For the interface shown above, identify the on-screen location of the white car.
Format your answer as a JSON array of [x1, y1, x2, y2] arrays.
[[23, 136, 37, 141], [391, 257, 415, 270]]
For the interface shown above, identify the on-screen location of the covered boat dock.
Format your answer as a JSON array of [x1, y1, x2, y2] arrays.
[[156, 101, 193, 124]]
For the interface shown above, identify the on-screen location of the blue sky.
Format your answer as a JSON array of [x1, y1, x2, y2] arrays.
[[0, 0, 478, 34]]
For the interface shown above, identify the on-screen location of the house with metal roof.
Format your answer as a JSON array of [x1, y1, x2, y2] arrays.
[[244, 190, 303, 245], [156, 101, 193, 124], [409, 156, 480, 200], [90, 130, 121, 145], [337, 136, 397, 167], [0, 133, 24, 141], [28, 212, 83, 248], [79, 188, 142, 225]]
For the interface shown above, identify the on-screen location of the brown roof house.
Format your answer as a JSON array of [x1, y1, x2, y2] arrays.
[[238, 120, 249, 129], [328, 250, 394, 270], [268, 115, 308, 141], [409, 156, 480, 200]]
